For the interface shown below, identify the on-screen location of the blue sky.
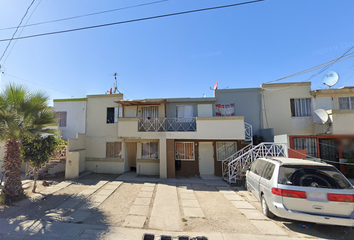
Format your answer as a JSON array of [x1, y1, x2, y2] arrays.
[[0, 0, 354, 105]]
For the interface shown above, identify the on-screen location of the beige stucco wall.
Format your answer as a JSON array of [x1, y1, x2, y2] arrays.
[[136, 160, 159, 175], [85, 94, 123, 159], [262, 83, 314, 135], [124, 106, 137, 117], [118, 117, 245, 140], [331, 110, 354, 135], [68, 133, 86, 173], [85, 159, 124, 174], [65, 151, 80, 179]]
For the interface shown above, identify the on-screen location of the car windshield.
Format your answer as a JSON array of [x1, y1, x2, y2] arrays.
[[278, 165, 352, 189]]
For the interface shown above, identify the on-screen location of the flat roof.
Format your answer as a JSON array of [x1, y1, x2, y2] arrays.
[[261, 82, 311, 88]]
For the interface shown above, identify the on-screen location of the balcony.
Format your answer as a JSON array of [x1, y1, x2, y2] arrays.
[[138, 118, 196, 132], [118, 116, 246, 140], [328, 109, 354, 135]]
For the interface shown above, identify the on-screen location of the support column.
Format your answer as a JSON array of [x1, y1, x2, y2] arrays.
[[159, 138, 167, 178]]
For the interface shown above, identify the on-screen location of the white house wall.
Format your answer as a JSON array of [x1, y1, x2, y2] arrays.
[[53, 100, 86, 140]]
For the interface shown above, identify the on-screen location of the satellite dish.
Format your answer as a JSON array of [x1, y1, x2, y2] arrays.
[[214, 81, 218, 90], [313, 109, 329, 124], [323, 71, 339, 88]]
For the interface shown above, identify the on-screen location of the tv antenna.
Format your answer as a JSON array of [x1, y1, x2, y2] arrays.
[[113, 72, 121, 94]]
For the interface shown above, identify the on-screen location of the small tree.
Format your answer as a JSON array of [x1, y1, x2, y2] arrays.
[[21, 134, 63, 193]]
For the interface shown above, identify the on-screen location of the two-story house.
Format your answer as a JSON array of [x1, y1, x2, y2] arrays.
[[54, 94, 251, 179]]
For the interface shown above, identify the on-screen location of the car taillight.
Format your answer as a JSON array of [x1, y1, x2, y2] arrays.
[[327, 193, 354, 203], [271, 188, 307, 199]]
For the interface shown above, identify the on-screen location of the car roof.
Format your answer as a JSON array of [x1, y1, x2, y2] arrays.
[[259, 157, 332, 167]]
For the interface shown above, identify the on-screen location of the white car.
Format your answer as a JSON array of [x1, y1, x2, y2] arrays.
[[245, 157, 354, 227]]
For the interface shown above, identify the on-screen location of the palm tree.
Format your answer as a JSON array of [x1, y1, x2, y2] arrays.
[[0, 84, 56, 204]]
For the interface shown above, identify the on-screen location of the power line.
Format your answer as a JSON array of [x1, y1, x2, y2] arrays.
[[0, 0, 169, 31], [0, 0, 36, 62], [0, 0, 265, 43], [264, 51, 354, 84], [2, 0, 43, 65], [3, 72, 75, 97]]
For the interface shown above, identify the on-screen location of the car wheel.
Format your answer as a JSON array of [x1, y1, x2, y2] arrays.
[[261, 195, 274, 218]]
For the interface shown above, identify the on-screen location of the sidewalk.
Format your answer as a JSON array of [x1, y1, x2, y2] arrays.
[[0, 219, 309, 240]]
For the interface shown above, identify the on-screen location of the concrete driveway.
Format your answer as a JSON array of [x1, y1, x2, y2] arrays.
[[0, 172, 352, 240]]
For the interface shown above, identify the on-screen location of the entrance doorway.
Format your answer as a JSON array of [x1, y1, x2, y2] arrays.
[[198, 142, 214, 175], [126, 142, 137, 171]]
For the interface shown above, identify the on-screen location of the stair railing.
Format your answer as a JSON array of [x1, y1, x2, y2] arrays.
[[223, 142, 287, 183]]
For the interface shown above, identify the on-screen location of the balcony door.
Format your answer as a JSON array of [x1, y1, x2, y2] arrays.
[[177, 105, 193, 121], [142, 106, 159, 119]]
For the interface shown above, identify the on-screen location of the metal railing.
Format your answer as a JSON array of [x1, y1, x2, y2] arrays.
[[244, 122, 252, 142], [138, 118, 197, 132], [222, 142, 287, 184]]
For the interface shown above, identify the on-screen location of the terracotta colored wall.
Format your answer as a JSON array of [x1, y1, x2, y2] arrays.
[[176, 142, 199, 177], [214, 140, 249, 176], [167, 139, 175, 178], [288, 149, 307, 159]]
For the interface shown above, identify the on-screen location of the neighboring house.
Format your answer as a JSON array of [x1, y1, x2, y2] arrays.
[[53, 98, 87, 140], [53, 94, 250, 179], [215, 87, 264, 140], [261, 82, 354, 172]]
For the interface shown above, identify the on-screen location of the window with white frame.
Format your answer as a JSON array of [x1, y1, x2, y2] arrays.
[[216, 142, 237, 161], [290, 98, 312, 117], [57, 111, 67, 127], [215, 103, 235, 116], [106, 142, 122, 158], [175, 142, 194, 160], [339, 97, 354, 110], [107, 106, 122, 123], [142, 142, 159, 159]]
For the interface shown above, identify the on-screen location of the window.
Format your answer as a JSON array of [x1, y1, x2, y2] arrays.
[[106, 142, 122, 158], [107, 106, 122, 123], [177, 105, 193, 121], [57, 111, 67, 127], [142, 142, 159, 159], [278, 165, 351, 189], [142, 106, 159, 118], [215, 103, 235, 116], [293, 137, 317, 158], [262, 163, 275, 180], [290, 98, 312, 117], [339, 97, 354, 109], [254, 159, 267, 176], [250, 160, 258, 173], [216, 142, 237, 161], [175, 142, 194, 160]]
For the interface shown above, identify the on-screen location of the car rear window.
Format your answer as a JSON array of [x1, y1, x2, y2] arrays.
[[278, 165, 352, 189]]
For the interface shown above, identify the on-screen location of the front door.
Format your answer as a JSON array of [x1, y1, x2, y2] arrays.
[[126, 142, 137, 170], [198, 142, 214, 175]]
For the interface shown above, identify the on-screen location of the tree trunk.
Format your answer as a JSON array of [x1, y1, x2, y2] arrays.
[[2, 140, 23, 204], [32, 168, 38, 193]]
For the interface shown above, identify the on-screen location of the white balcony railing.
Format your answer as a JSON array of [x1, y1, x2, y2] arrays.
[[138, 118, 196, 132]]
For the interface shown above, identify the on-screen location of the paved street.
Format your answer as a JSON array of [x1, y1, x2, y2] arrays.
[[0, 172, 353, 240]]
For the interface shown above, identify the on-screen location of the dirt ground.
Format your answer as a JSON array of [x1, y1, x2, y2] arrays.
[[1, 173, 354, 240]]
